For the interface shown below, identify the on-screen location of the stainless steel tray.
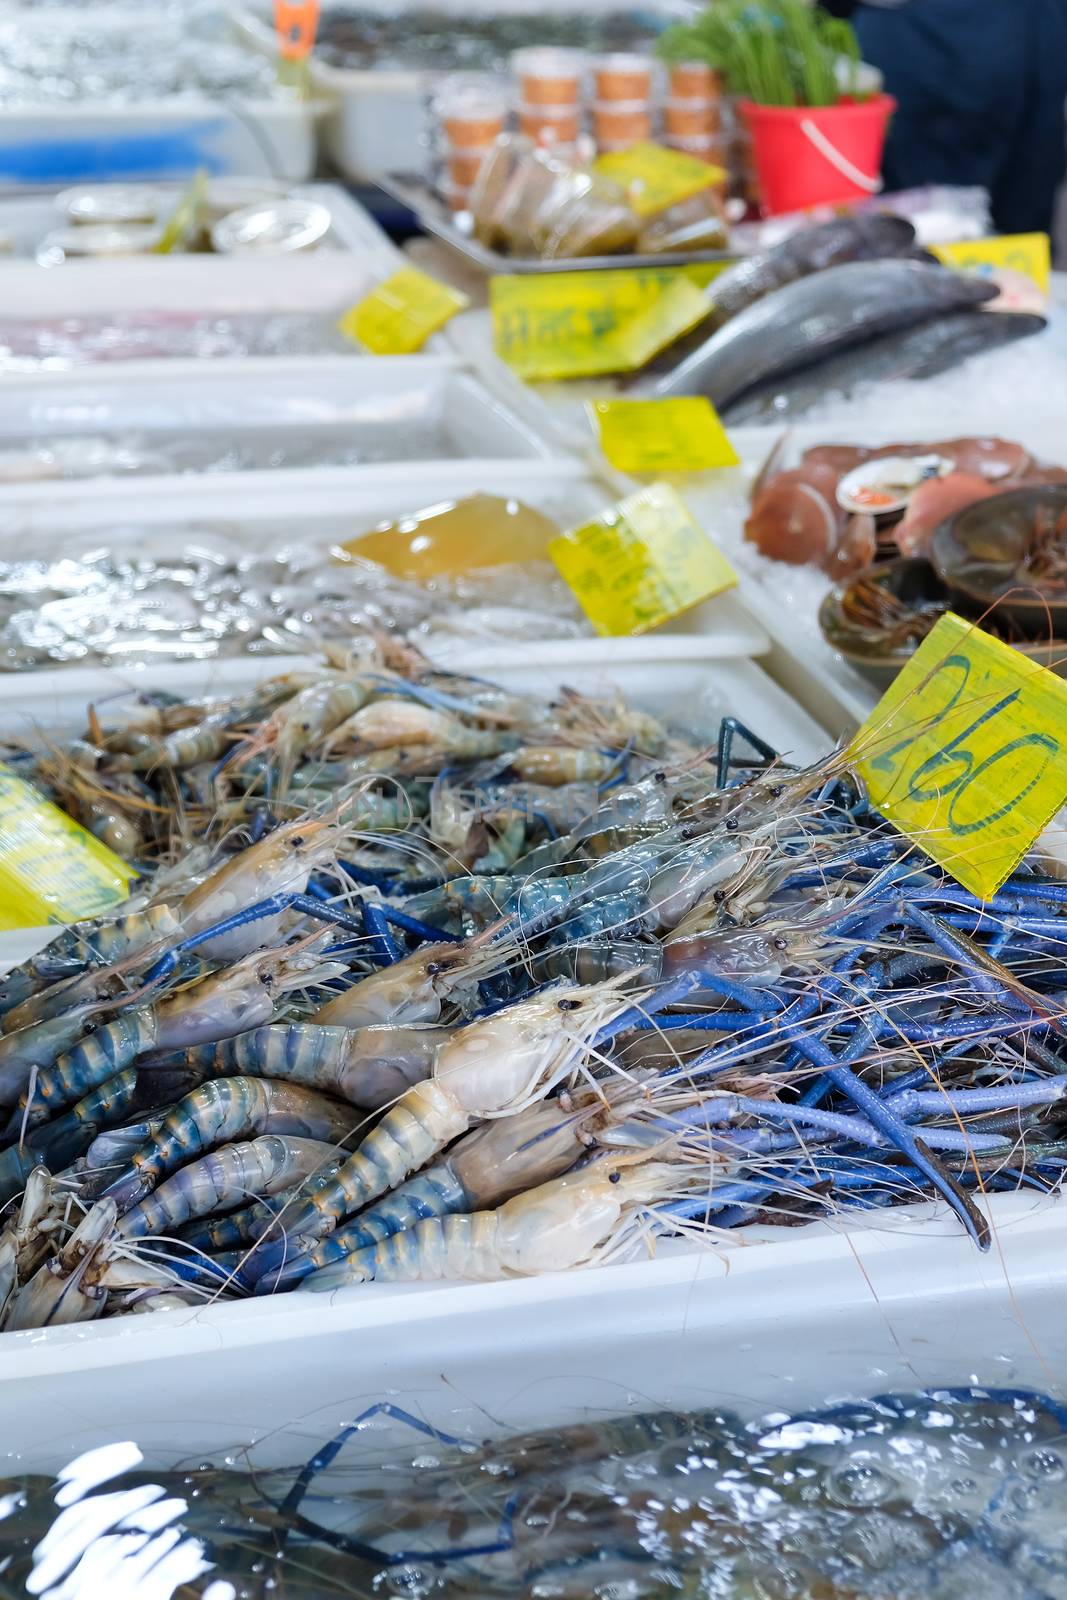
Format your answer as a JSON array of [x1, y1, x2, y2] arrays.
[[382, 174, 735, 275]]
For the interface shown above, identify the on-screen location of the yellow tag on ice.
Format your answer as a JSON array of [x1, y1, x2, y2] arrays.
[[849, 612, 1067, 899], [549, 481, 737, 636], [491, 268, 713, 381], [591, 397, 740, 474], [934, 232, 1050, 295], [594, 142, 726, 217], [339, 268, 469, 354], [0, 765, 133, 930]]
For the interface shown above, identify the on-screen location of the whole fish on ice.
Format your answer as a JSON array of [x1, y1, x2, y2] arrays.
[[723, 309, 1047, 424], [647, 260, 999, 408]]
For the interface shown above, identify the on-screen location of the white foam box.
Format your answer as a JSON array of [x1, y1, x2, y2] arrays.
[[0, 249, 411, 323], [2, 1185, 1064, 1472], [0, 356, 562, 505], [0, 658, 1062, 1474], [0, 461, 770, 660], [0, 6, 322, 187], [0, 181, 400, 265]]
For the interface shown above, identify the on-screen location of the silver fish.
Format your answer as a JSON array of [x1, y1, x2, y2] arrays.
[[723, 310, 1047, 424], [638, 213, 924, 383], [704, 213, 923, 329], [647, 259, 999, 408]]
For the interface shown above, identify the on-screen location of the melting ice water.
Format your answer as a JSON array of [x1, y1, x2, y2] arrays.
[[2, 1390, 1067, 1598]]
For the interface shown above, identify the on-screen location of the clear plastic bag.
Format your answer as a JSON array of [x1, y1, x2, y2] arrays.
[[636, 186, 729, 254], [470, 134, 640, 259]]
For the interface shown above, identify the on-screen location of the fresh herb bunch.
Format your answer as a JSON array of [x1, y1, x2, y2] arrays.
[[657, 0, 865, 108]]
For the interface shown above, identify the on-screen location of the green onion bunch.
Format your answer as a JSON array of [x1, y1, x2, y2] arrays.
[[657, 0, 865, 108]]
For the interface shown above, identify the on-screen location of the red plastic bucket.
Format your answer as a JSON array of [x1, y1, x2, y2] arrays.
[[739, 94, 895, 215]]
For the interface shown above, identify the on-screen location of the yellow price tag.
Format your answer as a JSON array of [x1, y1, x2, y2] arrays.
[[549, 481, 736, 636], [491, 267, 718, 381], [339, 268, 469, 354], [0, 765, 133, 930], [591, 397, 739, 474], [849, 611, 1067, 899], [594, 142, 726, 217], [934, 232, 1050, 295]]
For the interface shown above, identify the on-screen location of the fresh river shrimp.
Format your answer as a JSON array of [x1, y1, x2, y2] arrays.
[[0, 939, 343, 1143], [294, 1154, 704, 1290], [247, 976, 649, 1279]]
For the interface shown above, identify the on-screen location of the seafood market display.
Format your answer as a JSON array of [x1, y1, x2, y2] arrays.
[[3, 1388, 1065, 1597], [640, 213, 1046, 411], [0, 503, 587, 670], [744, 434, 1067, 686], [2, 642, 1066, 1330]]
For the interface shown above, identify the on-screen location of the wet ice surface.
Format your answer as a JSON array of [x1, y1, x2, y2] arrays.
[[768, 314, 1067, 445], [0, 313, 358, 372], [0, 534, 587, 670], [0, 421, 463, 482], [2, 1389, 1067, 1598]]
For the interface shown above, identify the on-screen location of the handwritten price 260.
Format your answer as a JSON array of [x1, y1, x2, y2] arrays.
[[851, 613, 1067, 897]]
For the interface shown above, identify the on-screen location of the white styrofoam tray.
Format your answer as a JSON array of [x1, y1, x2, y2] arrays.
[[0, 250, 474, 373], [0, 181, 400, 266], [0, 7, 321, 186], [0, 461, 770, 659], [0, 656, 1063, 1471], [0, 357, 561, 502], [0, 7, 326, 187], [0, 250, 397, 321], [2, 1169, 1063, 1470]]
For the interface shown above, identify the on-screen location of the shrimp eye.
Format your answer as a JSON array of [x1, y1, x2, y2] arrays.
[[770, 785, 783, 798], [653, 770, 667, 783], [558, 997, 581, 1011], [772, 937, 788, 951], [608, 1170, 621, 1184], [426, 961, 443, 976], [725, 817, 739, 832], [713, 890, 726, 903], [291, 835, 305, 848]]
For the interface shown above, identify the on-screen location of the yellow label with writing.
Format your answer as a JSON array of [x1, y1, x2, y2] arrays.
[[591, 397, 740, 474], [491, 268, 717, 381], [0, 765, 133, 930], [594, 142, 726, 217], [339, 268, 469, 354], [549, 481, 737, 636], [934, 232, 1050, 295], [849, 611, 1067, 898]]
